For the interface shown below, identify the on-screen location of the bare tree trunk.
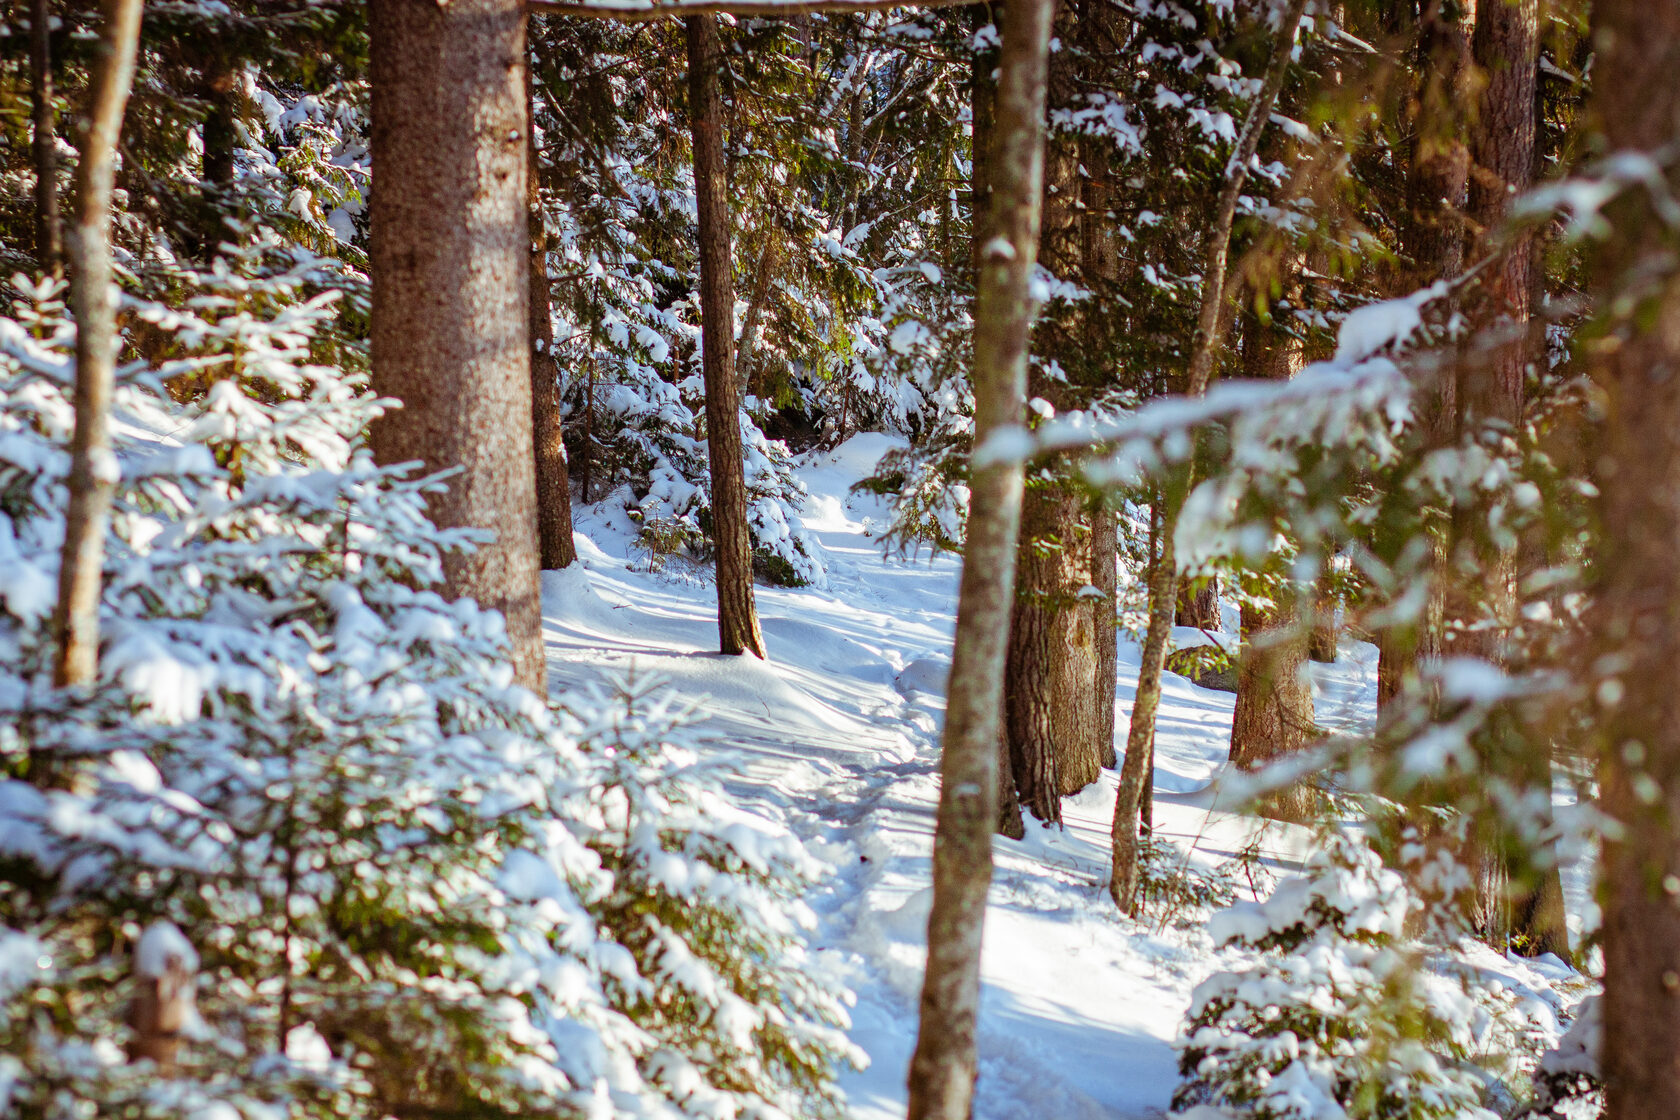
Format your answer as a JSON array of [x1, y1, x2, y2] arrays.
[[1109, 0, 1310, 913], [528, 53, 577, 572], [1092, 504, 1118, 769], [52, 0, 144, 690], [906, 0, 1051, 1110], [736, 233, 777, 397], [1376, 0, 1475, 710], [1307, 566, 1339, 663], [30, 0, 61, 273], [367, 0, 546, 692], [686, 15, 768, 660], [1585, 0, 1680, 1101], [1176, 579, 1220, 630]]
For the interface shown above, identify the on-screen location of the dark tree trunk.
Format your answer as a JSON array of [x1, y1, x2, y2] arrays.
[[686, 16, 767, 660], [1308, 566, 1339, 663], [30, 0, 60, 273], [528, 54, 577, 572], [1580, 0, 1680, 1108], [736, 233, 777, 398], [1376, 0, 1474, 709], [201, 61, 238, 190], [1092, 505, 1119, 769], [907, 0, 1050, 1111], [1176, 579, 1220, 630], [52, 0, 144, 689], [367, 0, 546, 692]]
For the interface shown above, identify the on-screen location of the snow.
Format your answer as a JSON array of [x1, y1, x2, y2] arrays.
[[548, 434, 1388, 1118], [135, 921, 197, 979]]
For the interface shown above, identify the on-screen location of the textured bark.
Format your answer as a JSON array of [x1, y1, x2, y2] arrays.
[[1228, 314, 1317, 817], [1176, 579, 1219, 630], [686, 16, 768, 659], [1092, 505, 1119, 769], [906, 0, 1049, 1111], [529, 61, 578, 572], [1308, 567, 1339, 663], [1229, 597, 1318, 821], [1582, 0, 1680, 1111], [1109, 0, 1310, 913], [368, 0, 546, 692], [30, 0, 60, 272], [52, 0, 144, 689], [1376, 0, 1475, 708]]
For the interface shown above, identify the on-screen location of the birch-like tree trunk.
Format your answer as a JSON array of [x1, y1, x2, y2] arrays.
[[52, 0, 144, 689], [687, 15, 768, 659], [905, 0, 1052, 1111], [367, 0, 546, 691]]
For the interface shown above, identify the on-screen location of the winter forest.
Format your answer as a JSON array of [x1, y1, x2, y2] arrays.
[[3, 0, 1679, 1115]]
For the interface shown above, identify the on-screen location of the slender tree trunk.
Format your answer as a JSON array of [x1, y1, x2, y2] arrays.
[[528, 52, 577, 571], [1092, 504, 1119, 769], [52, 0, 144, 689], [907, 0, 1051, 1110], [686, 15, 768, 660], [367, 0, 546, 692], [31, 0, 61, 273], [1109, 0, 1310, 913], [1586, 0, 1680, 1101], [736, 233, 777, 397]]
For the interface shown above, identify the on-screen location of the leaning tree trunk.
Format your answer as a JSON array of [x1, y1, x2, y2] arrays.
[[1109, 0, 1310, 913], [1375, 0, 1474, 712], [686, 15, 767, 660], [528, 49, 577, 572], [906, 0, 1051, 1112], [367, 0, 546, 692], [30, 0, 60, 273], [52, 0, 144, 689], [1584, 0, 1680, 1105]]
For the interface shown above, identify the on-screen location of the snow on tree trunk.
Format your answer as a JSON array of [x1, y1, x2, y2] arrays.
[[52, 0, 143, 690], [367, 0, 546, 691], [686, 14, 768, 660], [126, 922, 198, 1073], [906, 0, 1052, 1111], [1584, 0, 1680, 1107], [528, 48, 578, 572]]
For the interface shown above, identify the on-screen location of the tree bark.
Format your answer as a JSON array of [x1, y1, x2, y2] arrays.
[[736, 233, 777, 398], [529, 53, 578, 572], [1376, 0, 1476, 711], [1109, 0, 1310, 914], [367, 0, 546, 692], [686, 15, 768, 659], [52, 0, 144, 689], [1092, 504, 1119, 769], [1176, 579, 1220, 630], [30, 0, 60, 273], [906, 0, 1051, 1111], [1583, 0, 1680, 1110]]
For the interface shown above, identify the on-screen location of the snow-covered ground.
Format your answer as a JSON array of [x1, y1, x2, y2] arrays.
[[542, 434, 1579, 1119]]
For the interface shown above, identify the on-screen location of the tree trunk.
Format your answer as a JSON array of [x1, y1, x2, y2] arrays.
[[528, 54, 577, 572], [736, 233, 777, 398], [52, 0, 144, 689], [1376, 0, 1475, 710], [1176, 579, 1220, 630], [30, 0, 60, 273], [906, 0, 1050, 1111], [367, 0, 546, 692], [1092, 505, 1119, 769], [1308, 566, 1339, 663], [686, 15, 768, 660], [1109, 0, 1310, 913], [1582, 0, 1680, 1108]]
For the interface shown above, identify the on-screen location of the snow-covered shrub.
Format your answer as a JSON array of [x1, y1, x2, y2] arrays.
[[559, 675, 864, 1119], [0, 264, 856, 1119], [1524, 996, 1602, 1119], [1173, 839, 1501, 1120]]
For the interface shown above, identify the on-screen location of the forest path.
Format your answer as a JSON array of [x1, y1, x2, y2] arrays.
[[541, 433, 1375, 1120]]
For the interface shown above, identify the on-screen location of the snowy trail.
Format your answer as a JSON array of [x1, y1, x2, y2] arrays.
[[541, 434, 1369, 1120]]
